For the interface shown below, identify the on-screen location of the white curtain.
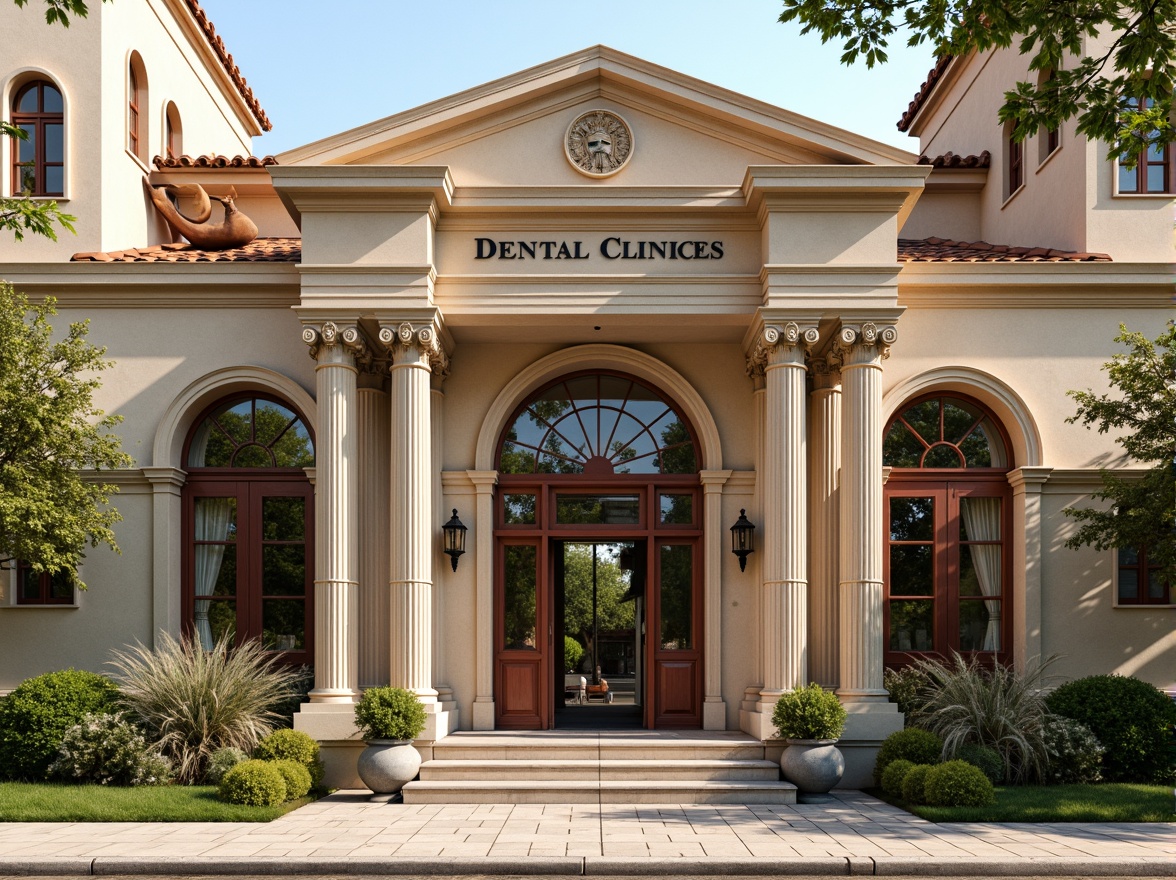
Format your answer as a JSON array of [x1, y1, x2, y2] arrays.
[[193, 498, 233, 650], [960, 497, 1002, 651]]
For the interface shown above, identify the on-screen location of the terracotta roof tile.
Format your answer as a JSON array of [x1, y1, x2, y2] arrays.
[[152, 154, 278, 169], [71, 237, 300, 263], [181, 0, 272, 131], [898, 56, 953, 132], [916, 150, 991, 169], [899, 237, 1112, 262]]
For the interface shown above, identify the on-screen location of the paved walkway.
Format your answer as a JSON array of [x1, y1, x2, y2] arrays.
[[2, 790, 1175, 876]]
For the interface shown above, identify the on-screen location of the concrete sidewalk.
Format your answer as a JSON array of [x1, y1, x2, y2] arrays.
[[1, 790, 1174, 876]]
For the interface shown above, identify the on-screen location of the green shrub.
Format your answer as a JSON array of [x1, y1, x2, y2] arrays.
[[254, 729, 323, 788], [771, 683, 847, 740], [48, 712, 171, 786], [924, 760, 996, 807], [272, 665, 314, 728], [954, 743, 1003, 785], [218, 759, 287, 806], [564, 636, 584, 672], [901, 763, 933, 804], [269, 759, 311, 799], [881, 759, 915, 798], [1046, 675, 1176, 783], [109, 633, 301, 783], [0, 669, 119, 780], [354, 687, 427, 741], [1041, 715, 1104, 785], [885, 666, 930, 724], [874, 728, 942, 784], [205, 747, 249, 786], [914, 653, 1053, 784]]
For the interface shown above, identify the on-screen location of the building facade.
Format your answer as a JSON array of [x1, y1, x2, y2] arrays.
[[2, 2, 1172, 788]]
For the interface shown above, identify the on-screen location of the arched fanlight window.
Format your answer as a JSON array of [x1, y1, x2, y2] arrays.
[[187, 396, 314, 469], [498, 372, 699, 475], [884, 395, 1009, 469]]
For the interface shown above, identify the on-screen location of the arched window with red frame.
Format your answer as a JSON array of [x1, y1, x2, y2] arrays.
[[882, 394, 1013, 668], [182, 394, 315, 664], [10, 79, 64, 196]]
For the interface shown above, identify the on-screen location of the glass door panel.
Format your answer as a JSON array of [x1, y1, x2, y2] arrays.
[[651, 540, 701, 728], [495, 540, 546, 729]]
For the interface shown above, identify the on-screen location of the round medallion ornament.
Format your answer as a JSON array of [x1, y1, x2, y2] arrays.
[[565, 110, 634, 178]]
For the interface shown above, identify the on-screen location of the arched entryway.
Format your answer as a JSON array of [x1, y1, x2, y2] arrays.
[[493, 371, 704, 730]]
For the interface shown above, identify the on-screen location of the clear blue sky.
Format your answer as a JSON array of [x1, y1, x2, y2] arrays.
[[197, 0, 938, 157]]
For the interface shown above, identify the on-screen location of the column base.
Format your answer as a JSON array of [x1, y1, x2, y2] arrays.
[[739, 689, 783, 740], [702, 699, 727, 731], [293, 702, 363, 789], [472, 699, 495, 730], [838, 699, 904, 788], [420, 699, 458, 742], [308, 688, 360, 704]]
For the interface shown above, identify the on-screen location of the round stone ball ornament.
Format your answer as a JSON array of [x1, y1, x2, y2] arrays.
[[565, 110, 634, 178]]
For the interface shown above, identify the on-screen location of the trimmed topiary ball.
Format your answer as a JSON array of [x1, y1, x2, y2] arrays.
[[269, 759, 311, 799], [0, 669, 119, 780], [901, 763, 933, 804], [1041, 715, 1104, 785], [874, 728, 942, 785], [254, 729, 323, 788], [354, 687, 427, 742], [1046, 674, 1176, 783], [955, 743, 1003, 784], [881, 759, 916, 798], [205, 747, 249, 786], [924, 760, 996, 807], [218, 759, 287, 806]]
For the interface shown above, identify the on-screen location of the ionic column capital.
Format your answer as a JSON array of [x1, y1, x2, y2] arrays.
[[830, 322, 898, 368], [302, 321, 368, 367], [378, 321, 451, 378], [807, 352, 843, 390], [746, 321, 820, 377]]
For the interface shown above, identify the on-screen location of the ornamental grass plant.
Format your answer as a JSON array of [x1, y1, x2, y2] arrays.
[[108, 632, 300, 784]]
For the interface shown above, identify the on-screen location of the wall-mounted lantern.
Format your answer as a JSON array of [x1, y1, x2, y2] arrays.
[[730, 509, 755, 572], [442, 509, 467, 572]]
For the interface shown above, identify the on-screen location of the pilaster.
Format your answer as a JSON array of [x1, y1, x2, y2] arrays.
[[807, 356, 841, 689], [468, 470, 499, 730], [1008, 467, 1052, 670], [699, 469, 732, 730], [143, 466, 186, 645], [431, 374, 457, 718]]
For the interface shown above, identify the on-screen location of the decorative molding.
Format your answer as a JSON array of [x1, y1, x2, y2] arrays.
[[830, 322, 898, 367], [745, 322, 820, 378], [301, 321, 369, 364], [377, 322, 451, 378], [808, 352, 842, 388]]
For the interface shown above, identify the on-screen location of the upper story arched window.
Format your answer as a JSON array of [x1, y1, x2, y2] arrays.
[[128, 53, 147, 162], [497, 372, 699, 476], [10, 79, 64, 196], [1118, 94, 1173, 194], [165, 101, 182, 159]]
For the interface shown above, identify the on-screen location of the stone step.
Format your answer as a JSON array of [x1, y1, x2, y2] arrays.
[[432, 735, 765, 763], [401, 779, 797, 805], [419, 758, 782, 782]]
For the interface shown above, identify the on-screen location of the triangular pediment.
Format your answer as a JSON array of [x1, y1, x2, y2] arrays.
[[278, 46, 915, 186]]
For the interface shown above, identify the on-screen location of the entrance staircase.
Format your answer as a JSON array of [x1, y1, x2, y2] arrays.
[[401, 730, 796, 804]]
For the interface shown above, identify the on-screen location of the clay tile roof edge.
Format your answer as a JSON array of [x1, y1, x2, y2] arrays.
[[70, 236, 302, 263], [915, 150, 992, 169], [181, 0, 272, 132], [898, 237, 1112, 262], [152, 154, 279, 169], [898, 55, 953, 132]]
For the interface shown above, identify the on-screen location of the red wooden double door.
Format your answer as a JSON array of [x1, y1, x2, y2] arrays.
[[493, 483, 703, 730]]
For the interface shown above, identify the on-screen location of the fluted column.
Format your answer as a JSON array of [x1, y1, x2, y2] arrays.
[[431, 376, 453, 706], [357, 371, 390, 689], [808, 357, 841, 689], [379, 321, 447, 702], [836, 321, 897, 701], [748, 322, 818, 723], [303, 322, 364, 703]]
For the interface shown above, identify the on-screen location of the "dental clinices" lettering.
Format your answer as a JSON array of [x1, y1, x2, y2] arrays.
[[473, 237, 724, 261]]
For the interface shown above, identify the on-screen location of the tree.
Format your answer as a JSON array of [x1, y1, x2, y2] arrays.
[[1064, 323, 1176, 585], [2, 0, 107, 242], [562, 544, 635, 667], [0, 283, 132, 587], [777, 0, 1176, 163]]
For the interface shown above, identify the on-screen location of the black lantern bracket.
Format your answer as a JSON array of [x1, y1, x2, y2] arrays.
[[442, 508, 467, 572], [730, 508, 756, 572]]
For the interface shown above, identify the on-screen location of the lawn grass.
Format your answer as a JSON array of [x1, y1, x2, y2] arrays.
[[0, 782, 314, 822], [872, 783, 1176, 823]]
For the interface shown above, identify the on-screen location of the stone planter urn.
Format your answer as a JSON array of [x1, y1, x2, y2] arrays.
[[356, 739, 421, 799], [780, 738, 845, 804]]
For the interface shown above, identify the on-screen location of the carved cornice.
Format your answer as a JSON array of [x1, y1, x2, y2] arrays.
[[378, 321, 451, 378], [301, 321, 369, 365], [745, 322, 819, 378], [830, 321, 898, 368]]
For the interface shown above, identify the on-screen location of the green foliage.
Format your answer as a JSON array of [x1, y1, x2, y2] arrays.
[[48, 712, 171, 786], [776, 0, 1176, 161], [562, 543, 635, 656], [1041, 715, 1104, 785], [0, 669, 118, 779], [0, 781, 307, 821], [204, 747, 249, 786], [771, 683, 847, 741], [354, 687, 426, 742], [1046, 674, 1176, 783], [881, 758, 916, 798], [563, 635, 584, 672], [254, 729, 323, 788], [217, 759, 286, 807], [910, 782, 1173, 823], [924, 760, 996, 808], [954, 742, 1003, 785], [0, 285, 133, 585], [914, 653, 1053, 784], [1065, 324, 1176, 586], [11, 0, 102, 28], [268, 759, 311, 800], [885, 666, 930, 724], [108, 632, 300, 784], [901, 763, 933, 804], [271, 665, 314, 727], [874, 727, 942, 784]]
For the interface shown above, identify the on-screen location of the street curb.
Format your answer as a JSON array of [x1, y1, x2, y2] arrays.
[[871, 857, 1176, 876], [89, 858, 583, 876], [584, 857, 851, 875]]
